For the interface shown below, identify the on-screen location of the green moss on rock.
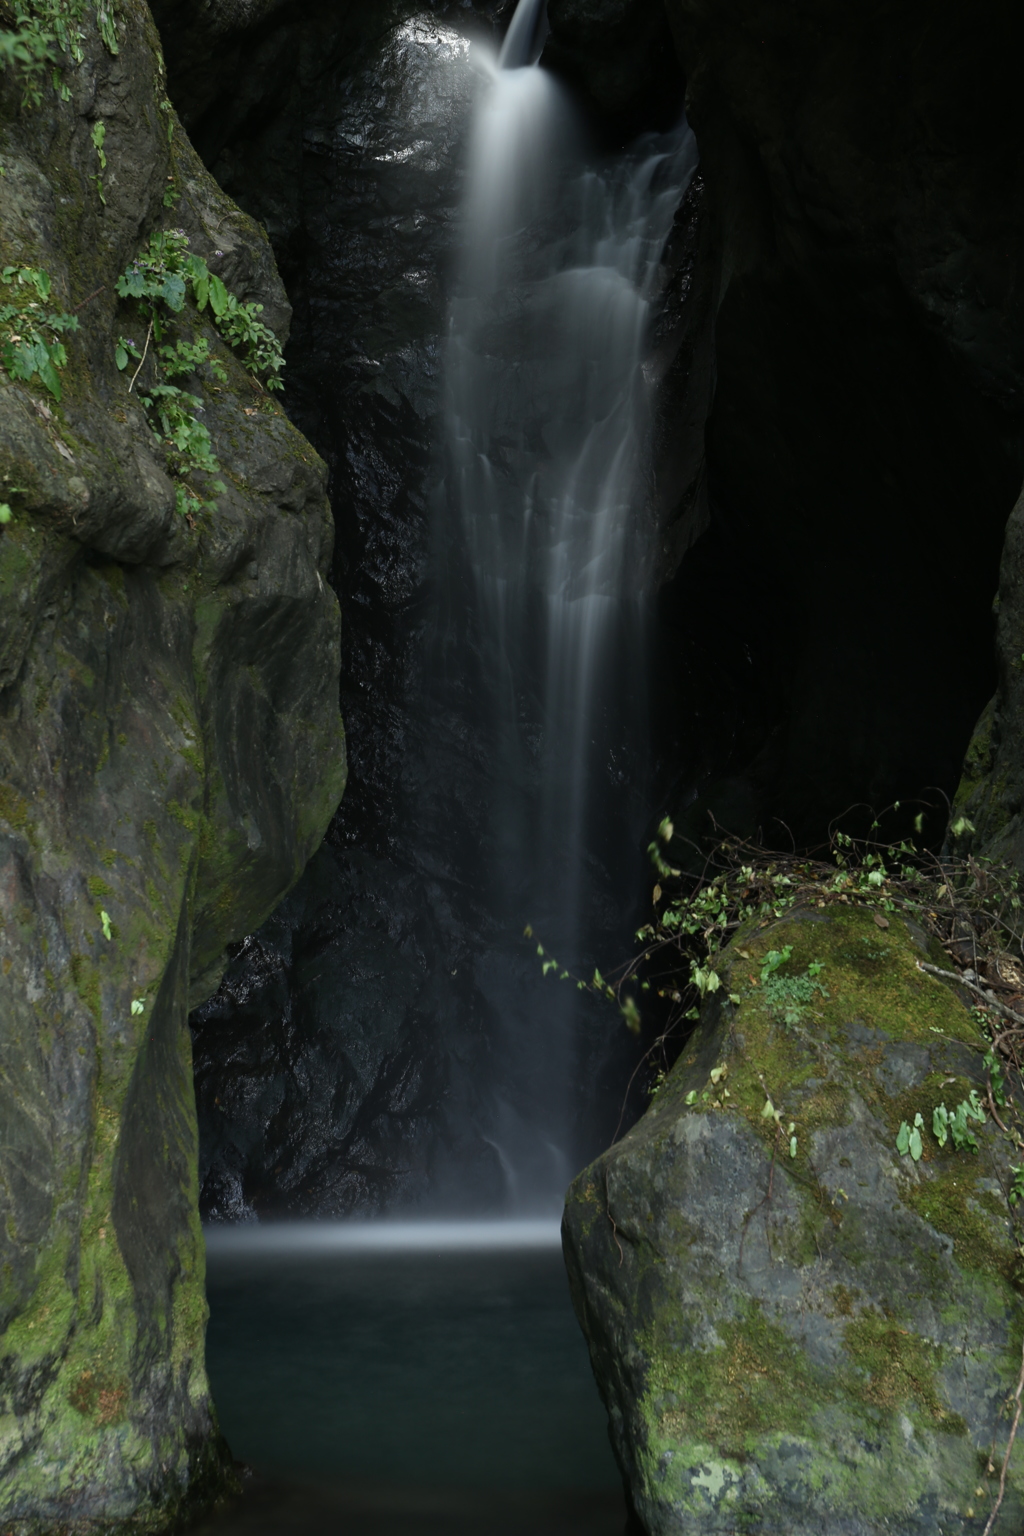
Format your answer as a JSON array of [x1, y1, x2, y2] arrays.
[[0, 0, 344, 1529]]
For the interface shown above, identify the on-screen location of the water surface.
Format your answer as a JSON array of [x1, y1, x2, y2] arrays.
[[193, 1228, 625, 1535]]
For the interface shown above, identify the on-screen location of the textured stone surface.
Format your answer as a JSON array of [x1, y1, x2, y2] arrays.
[[564, 906, 1024, 1534], [160, 1, 680, 1220], [0, 3, 344, 1527], [652, 0, 1024, 850], [952, 483, 1024, 867]]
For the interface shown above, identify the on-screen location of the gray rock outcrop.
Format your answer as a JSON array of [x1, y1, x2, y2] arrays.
[[0, 1, 345, 1526]]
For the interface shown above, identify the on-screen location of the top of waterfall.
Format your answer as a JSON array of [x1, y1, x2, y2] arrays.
[[498, 0, 549, 69]]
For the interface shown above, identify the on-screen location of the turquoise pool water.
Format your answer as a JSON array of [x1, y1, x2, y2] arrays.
[[192, 1225, 625, 1536]]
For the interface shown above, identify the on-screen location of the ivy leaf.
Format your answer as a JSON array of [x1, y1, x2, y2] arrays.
[[118, 269, 146, 298], [208, 273, 229, 318], [160, 273, 186, 312], [36, 353, 62, 400]]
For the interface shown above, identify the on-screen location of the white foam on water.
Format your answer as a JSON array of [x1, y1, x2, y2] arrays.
[[203, 1217, 563, 1256]]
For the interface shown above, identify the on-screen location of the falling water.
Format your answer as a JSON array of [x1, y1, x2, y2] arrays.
[[441, 0, 698, 1207]]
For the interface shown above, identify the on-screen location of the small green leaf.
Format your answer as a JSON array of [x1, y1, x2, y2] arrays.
[[0, 503, 11, 525], [684, 1090, 697, 1106], [208, 273, 229, 317], [100, 909, 112, 941], [131, 998, 145, 1015], [789, 1136, 797, 1159], [896, 1120, 911, 1155], [620, 996, 641, 1036], [909, 1125, 923, 1161]]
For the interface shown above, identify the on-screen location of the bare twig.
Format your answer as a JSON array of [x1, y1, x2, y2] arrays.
[[128, 319, 152, 393], [72, 284, 105, 313], [917, 961, 1024, 1029], [605, 1170, 624, 1267], [987, 1080, 1012, 1136], [982, 1333, 1024, 1536]]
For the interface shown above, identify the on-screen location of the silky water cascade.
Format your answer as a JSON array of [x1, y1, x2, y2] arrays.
[[195, 7, 698, 1531], [441, 0, 699, 1209]]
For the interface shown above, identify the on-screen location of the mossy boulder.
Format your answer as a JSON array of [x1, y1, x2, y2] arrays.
[[0, 2, 344, 1530], [563, 905, 1024, 1534]]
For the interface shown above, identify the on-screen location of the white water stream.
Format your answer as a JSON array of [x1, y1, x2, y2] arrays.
[[443, 0, 697, 1205]]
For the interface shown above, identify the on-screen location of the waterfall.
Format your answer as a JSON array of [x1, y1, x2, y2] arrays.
[[442, 0, 698, 1209]]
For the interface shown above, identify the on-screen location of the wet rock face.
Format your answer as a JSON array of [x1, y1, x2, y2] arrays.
[[954, 485, 1024, 866], [181, 5, 508, 1221], [175, 0, 686, 1221], [653, 0, 1024, 852], [563, 907, 1024, 1535], [0, 3, 343, 1525], [174, 0, 1024, 1219], [544, 0, 683, 140]]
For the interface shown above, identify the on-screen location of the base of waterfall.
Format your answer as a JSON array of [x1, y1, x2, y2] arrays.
[[203, 1217, 564, 1254], [196, 1234, 622, 1535]]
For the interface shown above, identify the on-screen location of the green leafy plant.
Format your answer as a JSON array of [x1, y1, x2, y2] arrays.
[[896, 1113, 925, 1162], [116, 227, 284, 389], [0, 0, 118, 108], [932, 1091, 986, 1153], [89, 118, 105, 203], [115, 228, 284, 518], [896, 1091, 987, 1163], [757, 949, 828, 1025], [0, 264, 78, 400]]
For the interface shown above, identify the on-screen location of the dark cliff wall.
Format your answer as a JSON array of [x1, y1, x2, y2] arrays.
[[664, 0, 1024, 847], [550, 0, 1024, 849], [153, 0, 664, 1223], [136, 0, 1024, 1229], [0, 1, 344, 1526]]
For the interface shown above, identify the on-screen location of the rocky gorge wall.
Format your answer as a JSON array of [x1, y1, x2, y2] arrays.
[[145, 0, 1024, 1227], [3, 0, 1024, 1527], [154, 0, 700, 1223], [0, 1, 344, 1526]]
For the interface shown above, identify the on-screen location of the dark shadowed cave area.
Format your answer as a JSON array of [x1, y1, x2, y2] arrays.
[[145, 0, 1024, 1224]]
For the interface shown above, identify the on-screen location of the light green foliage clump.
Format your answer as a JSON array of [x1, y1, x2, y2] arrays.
[[116, 228, 283, 390], [0, 265, 79, 400], [0, 0, 118, 108], [757, 944, 828, 1024], [115, 229, 285, 519]]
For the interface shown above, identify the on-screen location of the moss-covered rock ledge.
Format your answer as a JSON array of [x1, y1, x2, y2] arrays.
[[0, 2, 345, 1529], [564, 906, 1024, 1535]]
